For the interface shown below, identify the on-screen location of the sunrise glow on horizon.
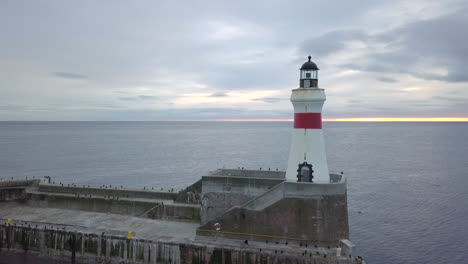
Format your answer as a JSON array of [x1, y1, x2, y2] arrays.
[[215, 118, 468, 122]]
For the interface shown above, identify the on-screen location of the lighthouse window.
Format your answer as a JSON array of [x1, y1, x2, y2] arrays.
[[301, 70, 317, 79]]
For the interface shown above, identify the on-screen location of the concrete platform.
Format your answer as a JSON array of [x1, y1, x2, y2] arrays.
[[23, 188, 201, 222], [0, 202, 198, 242], [26, 190, 199, 207]]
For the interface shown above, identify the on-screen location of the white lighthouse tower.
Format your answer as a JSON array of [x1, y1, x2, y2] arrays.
[[286, 56, 330, 183]]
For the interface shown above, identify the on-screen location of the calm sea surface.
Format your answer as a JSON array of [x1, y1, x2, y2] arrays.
[[1, 121, 467, 264]]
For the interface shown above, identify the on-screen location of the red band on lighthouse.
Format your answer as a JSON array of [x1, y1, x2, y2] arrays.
[[294, 113, 322, 129]]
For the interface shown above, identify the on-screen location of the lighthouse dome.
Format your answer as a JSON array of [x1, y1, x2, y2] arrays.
[[300, 56, 319, 70]]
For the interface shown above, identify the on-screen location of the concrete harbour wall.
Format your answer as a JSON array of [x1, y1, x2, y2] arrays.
[[0, 172, 360, 263], [0, 224, 363, 264]]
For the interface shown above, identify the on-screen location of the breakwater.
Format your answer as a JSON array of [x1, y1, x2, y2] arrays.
[[0, 223, 364, 264], [0, 174, 366, 264]]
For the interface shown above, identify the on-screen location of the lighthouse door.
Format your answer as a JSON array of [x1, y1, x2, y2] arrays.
[[301, 166, 310, 182], [297, 162, 314, 182]]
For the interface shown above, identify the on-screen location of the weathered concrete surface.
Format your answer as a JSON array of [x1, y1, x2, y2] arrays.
[[200, 169, 283, 226], [0, 179, 43, 188], [0, 188, 26, 201], [38, 183, 178, 201], [198, 195, 349, 244], [0, 203, 198, 241], [175, 179, 202, 204], [25, 191, 201, 222], [339, 239, 356, 257], [199, 169, 348, 241], [202, 176, 283, 195], [200, 171, 284, 224], [242, 180, 347, 211], [201, 192, 253, 226], [0, 201, 360, 263], [209, 169, 286, 179], [199, 180, 349, 244], [0, 179, 45, 202], [0, 172, 361, 263], [200, 171, 344, 225], [0, 178, 200, 222], [0, 223, 364, 264]]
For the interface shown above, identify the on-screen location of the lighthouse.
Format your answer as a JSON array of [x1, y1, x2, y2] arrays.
[[286, 56, 330, 183]]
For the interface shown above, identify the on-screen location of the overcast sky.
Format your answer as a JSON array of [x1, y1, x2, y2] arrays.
[[1, 0, 467, 120]]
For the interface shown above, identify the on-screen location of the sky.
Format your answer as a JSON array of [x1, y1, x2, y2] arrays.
[[1, 0, 467, 121]]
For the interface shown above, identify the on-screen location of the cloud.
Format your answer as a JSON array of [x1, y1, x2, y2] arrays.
[[252, 97, 288, 103], [209, 92, 229, 97], [300, 30, 368, 58], [376, 77, 398, 83], [118, 95, 158, 101], [1, 0, 467, 120], [432, 96, 467, 102], [301, 8, 468, 83], [138, 95, 158, 100], [54, 72, 87, 80], [77, 107, 290, 121]]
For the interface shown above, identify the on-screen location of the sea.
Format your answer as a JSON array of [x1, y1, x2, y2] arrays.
[[0, 121, 467, 264]]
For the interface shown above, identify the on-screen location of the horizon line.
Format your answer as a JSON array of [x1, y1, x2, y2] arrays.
[[2, 117, 468, 122], [216, 117, 468, 122]]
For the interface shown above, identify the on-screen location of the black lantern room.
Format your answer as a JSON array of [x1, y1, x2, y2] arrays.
[[300, 56, 319, 88]]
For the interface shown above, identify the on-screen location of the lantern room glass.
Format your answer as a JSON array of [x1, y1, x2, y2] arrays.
[[301, 70, 318, 79]]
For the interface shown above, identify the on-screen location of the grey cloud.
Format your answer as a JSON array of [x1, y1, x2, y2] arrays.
[[432, 95, 467, 102], [118, 97, 136, 101], [1, 1, 467, 120], [300, 30, 368, 59], [209, 92, 229, 97], [118, 95, 158, 101], [83, 107, 290, 121], [138, 95, 157, 100], [0, 104, 33, 111], [54, 72, 87, 79], [252, 97, 288, 103], [202, 63, 291, 90], [302, 8, 468, 83], [376, 77, 398, 83]]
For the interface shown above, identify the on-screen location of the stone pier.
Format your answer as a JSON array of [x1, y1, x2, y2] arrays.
[[0, 171, 365, 264]]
